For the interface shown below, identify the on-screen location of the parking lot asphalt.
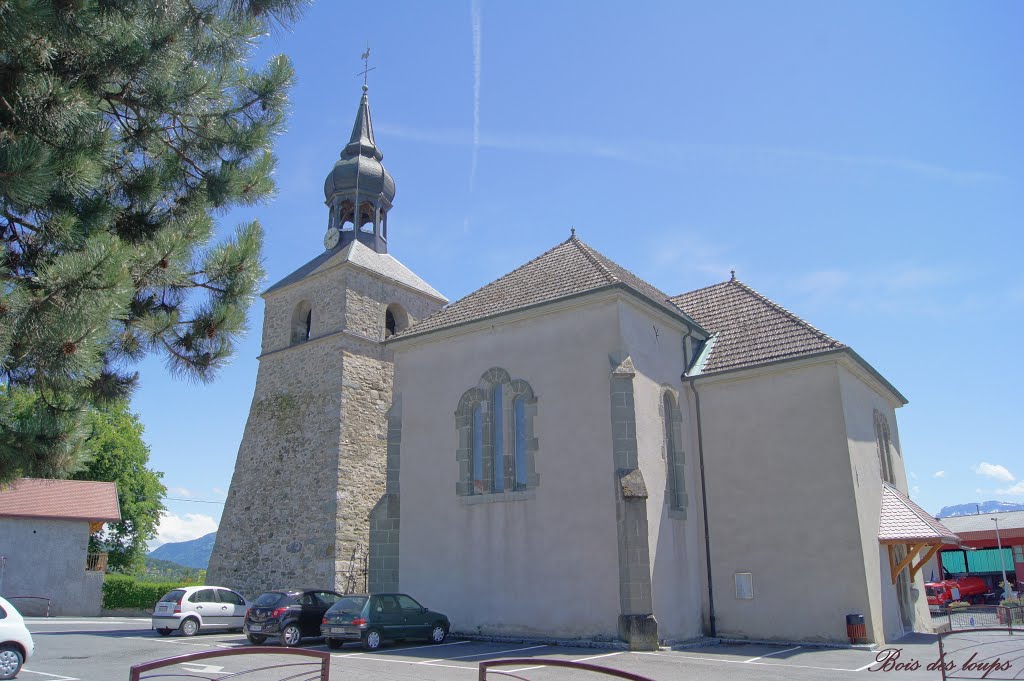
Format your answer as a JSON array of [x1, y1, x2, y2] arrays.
[[21, 617, 953, 680]]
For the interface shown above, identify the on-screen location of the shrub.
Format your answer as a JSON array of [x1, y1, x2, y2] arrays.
[[102, 574, 203, 610], [948, 600, 970, 609]]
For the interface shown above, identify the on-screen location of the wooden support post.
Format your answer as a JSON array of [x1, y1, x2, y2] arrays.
[[888, 543, 925, 584], [910, 544, 942, 582]]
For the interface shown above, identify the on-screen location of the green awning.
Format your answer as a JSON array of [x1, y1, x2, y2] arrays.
[[940, 548, 1013, 575]]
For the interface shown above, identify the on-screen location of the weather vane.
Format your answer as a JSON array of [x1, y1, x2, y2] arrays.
[[357, 45, 375, 88]]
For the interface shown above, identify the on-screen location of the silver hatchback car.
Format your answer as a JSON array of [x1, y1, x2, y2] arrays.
[[151, 586, 249, 637]]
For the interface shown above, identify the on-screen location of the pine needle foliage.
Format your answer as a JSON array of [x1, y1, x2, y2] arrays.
[[0, 0, 307, 480]]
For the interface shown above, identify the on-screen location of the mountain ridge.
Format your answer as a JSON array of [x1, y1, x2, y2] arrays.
[[937, 500, 1024, 518], [148, 531, 217, 569]]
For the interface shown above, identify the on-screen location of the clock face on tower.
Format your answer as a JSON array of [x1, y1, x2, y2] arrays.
[[323, 227, 340, 250]]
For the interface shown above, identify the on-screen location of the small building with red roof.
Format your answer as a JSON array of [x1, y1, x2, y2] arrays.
[[0, 478, 121, 616]]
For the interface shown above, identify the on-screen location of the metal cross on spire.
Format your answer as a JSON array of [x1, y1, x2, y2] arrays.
[[357, 45, 375, 89]]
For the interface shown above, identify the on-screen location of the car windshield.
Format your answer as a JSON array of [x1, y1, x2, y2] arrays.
[[326, 596, 368, 614], [254, 592, 290, 607], [159, 590, 186, 603], [926, 586, 941, 597]]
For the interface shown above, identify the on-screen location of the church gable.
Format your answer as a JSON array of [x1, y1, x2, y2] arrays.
[[671, 276, 844, 374], [396, 234, 703, 340]]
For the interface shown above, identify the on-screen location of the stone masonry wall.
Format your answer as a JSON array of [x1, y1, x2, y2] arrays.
[[209, 256, 444, 598]]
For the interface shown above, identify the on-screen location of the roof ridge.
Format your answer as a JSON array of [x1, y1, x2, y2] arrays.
[[570, 237, 618, 284], [731, 279, 843, 349], [397, 237, 579, 335], [670, 278, 731, 300]]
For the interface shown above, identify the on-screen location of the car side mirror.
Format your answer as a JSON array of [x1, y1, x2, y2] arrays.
[[421, 607, 428, 614]]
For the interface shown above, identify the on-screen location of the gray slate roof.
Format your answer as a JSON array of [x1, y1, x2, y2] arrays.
[[939, 511, 1024, 534], [397, 236, 699, 339], [671, 277, 844, 374], [264, 239, 446, 301]]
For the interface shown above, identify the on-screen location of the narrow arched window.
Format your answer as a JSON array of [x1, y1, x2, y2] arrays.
[[492, 386, 504, 492], [472, 404, 484, 494], [514, 396, 527, 489], [874, 411, 895, 483], [290, 300, 313, 345], [664, 392, 686, 512], [384, 304, 409, 339]]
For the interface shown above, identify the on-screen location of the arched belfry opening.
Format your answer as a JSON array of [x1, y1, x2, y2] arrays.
[[290, 300, 313, 345], [322, 85, 395, 254], [384, 303, 409, 338]]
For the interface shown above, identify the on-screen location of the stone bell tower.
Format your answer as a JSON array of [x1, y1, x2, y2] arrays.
[[208, 86, 446, 597]]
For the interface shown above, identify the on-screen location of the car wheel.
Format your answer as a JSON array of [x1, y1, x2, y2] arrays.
[[326, 637, 343, 649], [180, 617, 200, 637], [430, 623, 448, 644], [0, 645, 24, 680], [156, 628, 173, 637], [280, 623, 302, 647], [247, 634, 267, 645], [363, 628, 382, 650]]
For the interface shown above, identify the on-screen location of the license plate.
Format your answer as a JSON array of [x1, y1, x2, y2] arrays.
[[329, 626, 348, 634], [248, 624, 262, 632]]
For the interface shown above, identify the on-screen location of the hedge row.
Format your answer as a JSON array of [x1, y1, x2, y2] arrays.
[[102, 574, 203, 610]]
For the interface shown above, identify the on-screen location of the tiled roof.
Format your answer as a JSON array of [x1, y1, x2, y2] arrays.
[[671, 277, 844, 374], [397, 236, 698, 339], [878, 483, 959, 544], [0, 478, 121, 523], [938, 510, 1024, 534], [265, 240, 446, 301]]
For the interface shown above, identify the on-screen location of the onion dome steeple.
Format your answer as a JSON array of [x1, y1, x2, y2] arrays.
[[322, 85, 395, 254]]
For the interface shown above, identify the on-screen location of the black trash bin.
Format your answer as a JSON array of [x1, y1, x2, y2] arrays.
[[846, 614, 866, 643]]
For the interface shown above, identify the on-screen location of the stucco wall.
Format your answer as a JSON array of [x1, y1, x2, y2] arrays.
[[396, 298, 626, 639], [837, 364, 930, 642], [616, 301, 705, 641], [0, 517, 101, 616], [695, 360, 870, 642]]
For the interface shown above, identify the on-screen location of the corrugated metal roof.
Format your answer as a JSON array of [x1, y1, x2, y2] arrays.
[[938, 510, 1024, 534], [879, 483, 959, 544], [0, 478, 121, 522]]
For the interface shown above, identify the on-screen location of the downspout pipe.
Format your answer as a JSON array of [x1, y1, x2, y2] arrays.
[[684, 373, 716, 638]]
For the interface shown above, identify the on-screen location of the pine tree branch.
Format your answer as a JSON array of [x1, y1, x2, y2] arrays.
[[2, 210, 40, 233]]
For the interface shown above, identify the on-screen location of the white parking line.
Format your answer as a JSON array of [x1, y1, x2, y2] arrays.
[[634, 650, 864, 673], [744, 645, 801, 662], [330, 639, 471, 658], [503, 649, 621, 674], [20, 670, 80, 680], [855, 659, 879, 671], [421, 644, 547, 663]]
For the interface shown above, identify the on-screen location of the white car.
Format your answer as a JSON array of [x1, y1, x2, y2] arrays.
[[0, 596, 34, 680], [151, 586, 250, 637]]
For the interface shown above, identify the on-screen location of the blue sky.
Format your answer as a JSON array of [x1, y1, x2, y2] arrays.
[[134, 1, 1023, 546]]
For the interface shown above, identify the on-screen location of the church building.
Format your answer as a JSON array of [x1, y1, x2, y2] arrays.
[[209, 86, 957, 647]]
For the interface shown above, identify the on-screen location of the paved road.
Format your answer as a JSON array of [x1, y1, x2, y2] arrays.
[[20, 617, 961, 680]]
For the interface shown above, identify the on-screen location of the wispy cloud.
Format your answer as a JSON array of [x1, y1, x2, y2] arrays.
[[374, 123, 1004, 184], [996, 482, 1024, 495], [972, 462, 1015, 482], [648, 231, 737, 282], [168, 487, 192, 498], [152, 512, 218, 548], [211, 487, 227, 498], [933, 470, 946, 478], [470, 0, 482, 190]]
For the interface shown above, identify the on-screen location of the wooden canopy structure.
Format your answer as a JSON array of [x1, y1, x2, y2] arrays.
[[878, 483, 960, 585]]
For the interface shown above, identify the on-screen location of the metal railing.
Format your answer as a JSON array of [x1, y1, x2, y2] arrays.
[[86, 552, 108, 572], [479, 658, 655, 680], [5, 596, 51, 617], [945, 605, 1024, 630], [937, 627, 1023, 681], [129, 647, 330, 681]]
